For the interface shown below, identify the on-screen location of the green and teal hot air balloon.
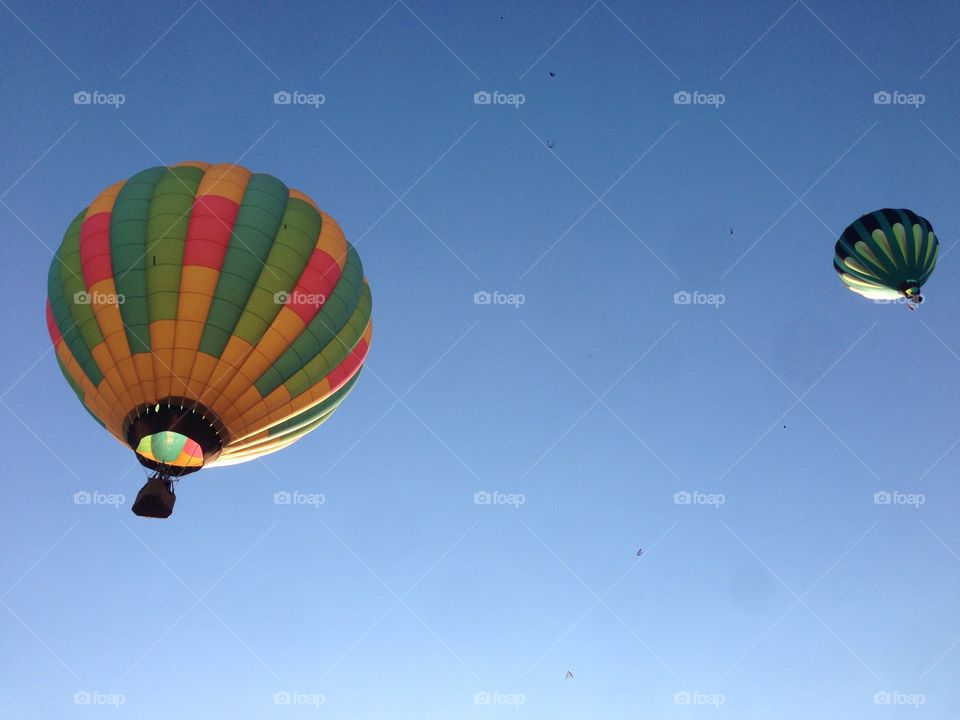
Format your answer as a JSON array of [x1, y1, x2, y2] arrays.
[[834, 208, 938, 306]]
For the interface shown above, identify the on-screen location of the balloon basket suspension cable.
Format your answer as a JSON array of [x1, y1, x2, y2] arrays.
[[155, 464, 179, 494]]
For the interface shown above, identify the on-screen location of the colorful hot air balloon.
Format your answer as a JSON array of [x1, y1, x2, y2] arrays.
[[834, 208, 938, 306], [46, 162, 372, 517]]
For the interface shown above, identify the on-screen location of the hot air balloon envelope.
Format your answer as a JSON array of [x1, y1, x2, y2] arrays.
[[834, 208, 937, 302], [46, 162, 373, 514]]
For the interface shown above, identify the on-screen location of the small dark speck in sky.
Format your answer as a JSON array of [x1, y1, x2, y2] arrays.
[[549, 71, 556, 77]]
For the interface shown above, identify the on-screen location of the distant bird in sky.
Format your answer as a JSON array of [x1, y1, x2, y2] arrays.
[[636, 548, 643, 556], [729, 227, 734, 235], [549, 71, 556, 78], [565, 670, 574, 679], [546, 139, 555, 149]]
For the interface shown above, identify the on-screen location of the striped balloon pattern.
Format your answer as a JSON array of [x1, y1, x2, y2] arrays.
[[46, 162, 372, 472], [834, 208, 938, 301]]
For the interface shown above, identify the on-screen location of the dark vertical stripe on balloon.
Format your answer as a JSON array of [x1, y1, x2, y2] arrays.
[[198, 173, 288, 358], [230, 196, 321, 347], [111, 166, 167, 353], [145, 166, 204, 321]]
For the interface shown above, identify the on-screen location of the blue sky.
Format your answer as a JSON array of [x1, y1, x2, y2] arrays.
[[2, 0, 960, 717]]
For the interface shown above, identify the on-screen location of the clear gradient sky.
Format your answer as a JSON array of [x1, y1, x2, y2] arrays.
[[2, 1, 960, 717]]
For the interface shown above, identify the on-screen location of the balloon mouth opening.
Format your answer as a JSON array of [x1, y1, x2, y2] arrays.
[[902, 287, 923, 305], [135, 431, 204, 469], [124, 397, 226, 476]]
